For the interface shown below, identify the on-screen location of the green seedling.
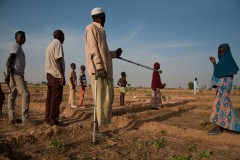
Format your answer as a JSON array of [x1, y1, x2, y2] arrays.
[[131, 136, 138, 143], [50, 138, 65, 150], [153, 138, 167, 149], [140, 140, 150, 147], [196, 151, 212, 160], [170, 155, 191, 160], [189, 143, 197, 152]]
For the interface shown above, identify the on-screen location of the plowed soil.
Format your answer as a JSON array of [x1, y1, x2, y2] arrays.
[[0, 86, 240, 160]]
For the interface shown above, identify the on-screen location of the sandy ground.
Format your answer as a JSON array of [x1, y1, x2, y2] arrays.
[[0, 85, 240, 160]]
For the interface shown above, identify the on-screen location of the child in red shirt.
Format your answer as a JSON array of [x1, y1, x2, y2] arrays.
[[150, 62, 164, 110]]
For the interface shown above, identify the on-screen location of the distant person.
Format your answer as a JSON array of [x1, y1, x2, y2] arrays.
[[79, 65, 87, 108], [117, 72, 127, 107], [194, 78, 198, 95], [5, 31, 30, 124], [68, 63, 77, 108], [150, 62, 164, 110], [208, 43, 240, 135], [45, 30, 65, 126], [0, 83, 5, 116], [85, 7, 123, 136]]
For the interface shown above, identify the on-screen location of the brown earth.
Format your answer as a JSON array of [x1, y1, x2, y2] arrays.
[[0, 85, 240, 160]]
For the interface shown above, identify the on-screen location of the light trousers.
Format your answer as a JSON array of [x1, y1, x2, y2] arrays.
[[8, 74, 30, 122], [90, 75, 114, 126], [68, 86, 76, 106]]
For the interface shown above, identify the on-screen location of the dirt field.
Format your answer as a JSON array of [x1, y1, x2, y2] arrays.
[[0, 85, 240, 160]]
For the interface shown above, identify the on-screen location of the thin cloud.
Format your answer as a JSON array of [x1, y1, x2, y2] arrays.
[[151, 41, 199, 50], [0, 21, 16, 33], [118, 40, 201, 57], [116, 25, 143, 46]]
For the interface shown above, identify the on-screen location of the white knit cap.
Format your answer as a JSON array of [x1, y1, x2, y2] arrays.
[[91, 7, 104, 16]]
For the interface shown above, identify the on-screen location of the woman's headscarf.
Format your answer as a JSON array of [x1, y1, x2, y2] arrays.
[[214, 43, 239, 78], [151, 62, 164, 89]]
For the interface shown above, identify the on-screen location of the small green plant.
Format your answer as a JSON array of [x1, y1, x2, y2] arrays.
[[140, 140, 150, 147], [129, 137, 138, 151], [153, 138, 167, 148], [170, 155, 191, 160], [162, 95, 166, 101], [146, 93, 151, 97], [50, 138, 65, 150], [189, 143, 197, 152], [196, 151, 212, 160], [131, 136, 138, 143]]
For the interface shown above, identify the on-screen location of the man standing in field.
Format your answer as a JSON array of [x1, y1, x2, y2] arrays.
[[45, 30, 65, 126], [194, 78, 198, 95], [85, 7, 123, 135], [5, 31, 30, 124]]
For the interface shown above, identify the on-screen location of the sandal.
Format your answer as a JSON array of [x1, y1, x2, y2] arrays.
[[49, 121, 64, 127], [96, 132, 109, 139]]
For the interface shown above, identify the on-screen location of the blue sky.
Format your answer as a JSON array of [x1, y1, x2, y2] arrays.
[[0, 0, 239, 88]]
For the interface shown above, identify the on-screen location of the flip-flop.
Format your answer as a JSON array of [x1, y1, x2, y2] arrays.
[[96, 132, 109, 139], [151, 107, 159, 110], [56, 121, 64, 127], [49, 121, 64, 127]]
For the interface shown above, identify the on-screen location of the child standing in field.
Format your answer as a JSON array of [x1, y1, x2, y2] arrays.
[[68, 63, 77, 108], [79, 65, 87, 108], [194, 78, 198, 95], [117, 72, 127, 107], [151, 62, 164, 110], [0, 83, 5, 116]]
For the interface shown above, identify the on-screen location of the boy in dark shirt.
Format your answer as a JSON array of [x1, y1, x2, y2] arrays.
[[117, 72, 127, 107], [79, 65, 87, 108]]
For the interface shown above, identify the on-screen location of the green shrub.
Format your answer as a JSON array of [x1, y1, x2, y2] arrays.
[[188, 82, 194, 90]]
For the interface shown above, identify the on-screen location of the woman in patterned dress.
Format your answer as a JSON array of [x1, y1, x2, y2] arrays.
[[208, 43, 240, 135]]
